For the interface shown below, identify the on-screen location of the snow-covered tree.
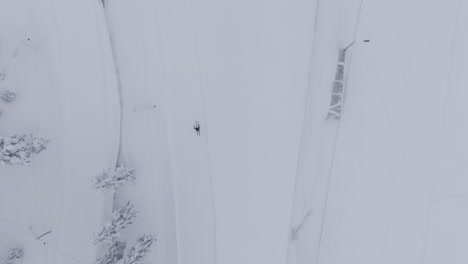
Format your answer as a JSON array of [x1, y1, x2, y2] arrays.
[[123, 235, 156, 264], [93, 201, 138, 245], [94, 241, 126, 264], [0, 91, 16, 103], [0, 134, 49, 166], [3, 248, 23, 264], [92, 164, 136, 191]]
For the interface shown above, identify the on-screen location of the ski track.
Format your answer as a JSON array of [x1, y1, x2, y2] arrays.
[[100, 1, 178, 264]]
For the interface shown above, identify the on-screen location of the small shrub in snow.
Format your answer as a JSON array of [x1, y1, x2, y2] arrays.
[[92, 164, 136, 191], [0, 134, 49, 166], [124, 235, 156, 264], [3, 248, 23, 264], [0, 91, 16, 103], [0, 91, 15, 103], [0, 70, 6, 81], [93, 201, 138, 245], [94, 241, 126, 264]]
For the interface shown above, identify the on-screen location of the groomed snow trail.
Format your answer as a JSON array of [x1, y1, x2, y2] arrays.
[[100, 1, 178, 264], [103, 1, 320, 264], [189, 2, 317, 264]]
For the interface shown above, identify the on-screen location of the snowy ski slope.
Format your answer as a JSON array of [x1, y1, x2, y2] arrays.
[[104, 1, 318, 264], [189, 2, 317, 264], [3, 0, 468, 264]]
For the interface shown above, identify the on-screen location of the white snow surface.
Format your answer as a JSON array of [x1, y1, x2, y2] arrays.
[[103, 1, 316, 264], [289, 0, 468, 264], [3, 0, 468, 264], [0, 0, 120, 263]]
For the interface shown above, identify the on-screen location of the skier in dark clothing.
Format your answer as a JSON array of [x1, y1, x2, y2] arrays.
[[194, 121, 200, 136]]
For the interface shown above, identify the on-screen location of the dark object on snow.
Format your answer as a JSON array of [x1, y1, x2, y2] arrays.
[[132, 105, 156, 112], [13, 38, 37, 57], [193, 121, 200, 136], [363, 40, 370, 42], [343, 41, 355, 52], [36, 230, 52, 240]]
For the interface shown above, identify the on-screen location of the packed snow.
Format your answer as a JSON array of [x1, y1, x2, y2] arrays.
[[2, 0, 468, 264]]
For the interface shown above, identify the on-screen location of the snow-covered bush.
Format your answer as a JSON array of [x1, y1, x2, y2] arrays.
[[3, 248, 23, 264], [0, 70, 6, 81], [92, 164, 136, 191], [124, 235, 156, 264], [0, 134, 49, 166], [94, 241, 126, 264], [0, 91, 16, 103], [93, 201, 138, 245]]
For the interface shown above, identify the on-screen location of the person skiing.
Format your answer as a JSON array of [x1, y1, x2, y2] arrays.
[[194, 121, 200, 136]]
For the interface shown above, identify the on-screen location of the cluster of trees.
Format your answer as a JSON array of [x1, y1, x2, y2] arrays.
[[0, 134, 49, 166], [93, 201, 138, 245], [92, 165, 136, 191], [92, 165, 155, 264], [123, 235, 156, 264], [0, 63, 153, 263], [0, 72, 47, 166], [94, 235, 156, 264], [1, 54, 44, 264], [94, 241, 126, 264]]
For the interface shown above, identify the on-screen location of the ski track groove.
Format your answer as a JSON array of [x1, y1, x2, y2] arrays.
[[420, 1, 462, 263], [189, 1, 219, 263], [314, 0, 365, 263], [284, 1, 321, 264]]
